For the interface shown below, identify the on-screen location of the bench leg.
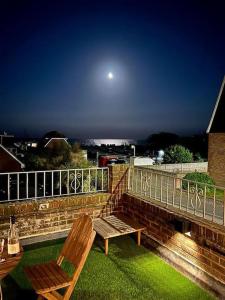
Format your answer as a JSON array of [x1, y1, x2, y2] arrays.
[[105, 239, 109, 255], [137, 231, 141, 246], [0, 283, 3, 300]]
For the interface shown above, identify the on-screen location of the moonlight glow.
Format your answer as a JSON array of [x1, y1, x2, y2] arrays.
[[107, 72, 114, 80]]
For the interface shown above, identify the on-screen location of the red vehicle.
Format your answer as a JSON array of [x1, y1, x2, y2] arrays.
[[98, 155, 118, 167]]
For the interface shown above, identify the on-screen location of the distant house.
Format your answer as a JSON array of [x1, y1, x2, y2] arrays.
[[44, 137, 69, 150], [38, 131, 70, 151], [26, 141, 38, 148], [207, 76, 225, 186], [0, 132, 14, 145], [0, 132, 17, 154], [0, 144, 25, 172]]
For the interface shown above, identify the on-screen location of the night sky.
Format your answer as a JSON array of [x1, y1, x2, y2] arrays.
[[1, 0, 225, 139]]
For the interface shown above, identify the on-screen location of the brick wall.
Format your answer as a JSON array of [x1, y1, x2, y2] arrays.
[[108, 164, 129, 199], [122, 193, 225, 288], [208, 133, 225, 187], [0, 192, 123, 239]]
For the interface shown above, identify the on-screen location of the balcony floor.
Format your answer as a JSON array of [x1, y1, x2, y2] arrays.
[[3, 236, 215, 300]]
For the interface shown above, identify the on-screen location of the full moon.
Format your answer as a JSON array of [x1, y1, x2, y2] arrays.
[[107, 72, 114, 80]]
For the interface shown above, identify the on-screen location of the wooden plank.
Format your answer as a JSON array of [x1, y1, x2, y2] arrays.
[[94, 218, 121, 238], [94, 218, 130, 238], [94, 214, 146, 240], [24, 261, 71, 293], [103, 215, 134, 233]]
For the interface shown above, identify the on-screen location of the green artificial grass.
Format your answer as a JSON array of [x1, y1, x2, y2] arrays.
[[3, 236, 215, 300]]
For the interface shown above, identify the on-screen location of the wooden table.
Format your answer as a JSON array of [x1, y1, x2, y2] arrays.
[[94, 214, 146, 255], [0, 245, 23, 299]]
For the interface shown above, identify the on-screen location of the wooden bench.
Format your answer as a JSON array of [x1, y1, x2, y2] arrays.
[[94, 214, 146, 255]]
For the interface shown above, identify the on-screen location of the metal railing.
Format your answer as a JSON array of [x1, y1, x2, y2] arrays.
[[128, 167, 225, 226], [0, 167, 109, 203]]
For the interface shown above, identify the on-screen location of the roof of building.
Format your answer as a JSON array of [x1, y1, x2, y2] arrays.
[[0, 133, 15, 147], [0, 144, 25, 168], [43, 131, 66, 139], [44, 137, 69, 148], [207, 76, 225, 133]]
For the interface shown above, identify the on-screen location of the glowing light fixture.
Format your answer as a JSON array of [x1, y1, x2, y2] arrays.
[[131, 145, 136, 157]]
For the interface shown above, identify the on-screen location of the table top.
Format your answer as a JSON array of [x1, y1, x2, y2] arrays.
[[94, 214, 146, 239], [0, 245, 23, 280]]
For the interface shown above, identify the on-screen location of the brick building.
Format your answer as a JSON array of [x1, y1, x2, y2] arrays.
[[0, 144, 25, 172], [207, 76, 225, 186]]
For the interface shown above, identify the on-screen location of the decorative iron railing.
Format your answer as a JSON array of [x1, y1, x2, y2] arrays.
[[0, 167, 109, 203], [128, 167, 225, 226]]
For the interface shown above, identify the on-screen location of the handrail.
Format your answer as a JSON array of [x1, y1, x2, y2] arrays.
[[0, 167, 109, 203], [128, 166, 225, 226]]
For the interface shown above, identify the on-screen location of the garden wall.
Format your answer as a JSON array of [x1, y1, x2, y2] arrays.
[[0, 193, 119, 240], [149, 162, 208, 173], [122, 193, 225, 297]]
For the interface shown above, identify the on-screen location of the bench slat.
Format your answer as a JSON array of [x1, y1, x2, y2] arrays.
[[94, 214, 145, 240]]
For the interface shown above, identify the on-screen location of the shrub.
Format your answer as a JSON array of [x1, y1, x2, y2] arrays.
[[164, 145, 193, 164], [182, 172, 215, 191], [194, 152, 204, 162]]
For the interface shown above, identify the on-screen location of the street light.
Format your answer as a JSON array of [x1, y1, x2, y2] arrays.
[[131, 145, 136, 157], [96, 151, 99, 167], [157, 149, 164, 164]]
